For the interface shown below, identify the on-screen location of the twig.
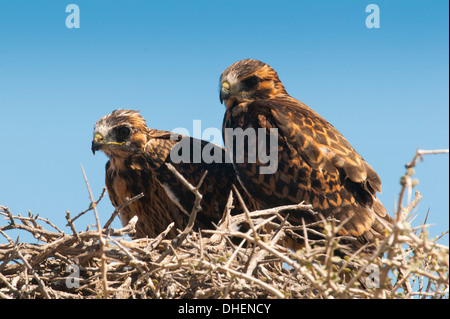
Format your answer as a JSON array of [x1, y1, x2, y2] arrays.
[[150, 222, 175, 250], [398, 148, 448, 214], [198, 259, 285, 299], [103, 192, 144, 230], [65, 211, 81, 242], [155, 164, 207, 264], [376, 191, 423, 298], [69, 187, 107, 223], [15, 246, 51, 299], [108, 236, 148, 274], [0, 215, 63, 241], [406, 149, 449, 169], [232, 184, 259, 241], [0, 206, 15, 226], [245, 214, 289, 276], [80, 164, 109, 299]]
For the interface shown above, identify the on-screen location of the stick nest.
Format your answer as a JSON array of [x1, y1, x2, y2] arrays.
[[0, 190, 448, 299], [1, 149, 449, 299]]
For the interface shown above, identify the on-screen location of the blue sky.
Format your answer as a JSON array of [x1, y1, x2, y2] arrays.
[[0, 0, 448, 245]]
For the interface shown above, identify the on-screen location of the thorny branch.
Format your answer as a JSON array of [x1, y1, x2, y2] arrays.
[[80, 165, 109, 299], [397, 148, 449, 214]]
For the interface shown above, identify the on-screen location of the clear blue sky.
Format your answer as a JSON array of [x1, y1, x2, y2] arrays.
[[0, 0, 448, 245]]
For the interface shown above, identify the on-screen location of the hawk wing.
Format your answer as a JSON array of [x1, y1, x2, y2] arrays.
[[105, 154, 186, 239], [129, 133, 258, 232], [224, 95, 391, 248]]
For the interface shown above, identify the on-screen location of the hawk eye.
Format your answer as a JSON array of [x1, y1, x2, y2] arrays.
[[242, 76, 259, 89], [116, 126, 131, 139]]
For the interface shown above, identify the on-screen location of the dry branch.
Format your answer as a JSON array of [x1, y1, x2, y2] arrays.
[[397, 148, 449, 214]]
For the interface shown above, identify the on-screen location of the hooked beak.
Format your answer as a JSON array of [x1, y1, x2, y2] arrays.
[[219, 81, 230, 104], [91, 141, 102, 155], [91, 133, 104, 155], [219, 90, 227, 104]]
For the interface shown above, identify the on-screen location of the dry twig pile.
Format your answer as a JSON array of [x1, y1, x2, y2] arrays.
[[0, 149, 448, 299]]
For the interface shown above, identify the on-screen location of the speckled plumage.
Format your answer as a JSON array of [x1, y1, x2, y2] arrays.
[[220, 59, 392, 253]]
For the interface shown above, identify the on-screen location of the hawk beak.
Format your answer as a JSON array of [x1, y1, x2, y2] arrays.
[[91, 141, 102, 155], [220, 81, 231, 104], [91, 133, 104, 155], [219, 90, 227, 104]]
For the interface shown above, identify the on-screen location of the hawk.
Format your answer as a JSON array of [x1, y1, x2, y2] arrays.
[[91, 109, 256, 238], [219, 59, 392, 254]]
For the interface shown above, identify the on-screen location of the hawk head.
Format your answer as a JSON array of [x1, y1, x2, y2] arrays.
[[219, 59, 287, 109], [91, 109, 149, 158]]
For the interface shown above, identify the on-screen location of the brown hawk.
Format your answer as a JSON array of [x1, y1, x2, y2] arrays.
[[91, 109, 256, 238], [219, 59, 392, 254]]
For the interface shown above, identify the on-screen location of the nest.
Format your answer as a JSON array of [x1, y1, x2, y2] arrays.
[[1, 150, 449, 299], [0, 190, 448, 299]]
